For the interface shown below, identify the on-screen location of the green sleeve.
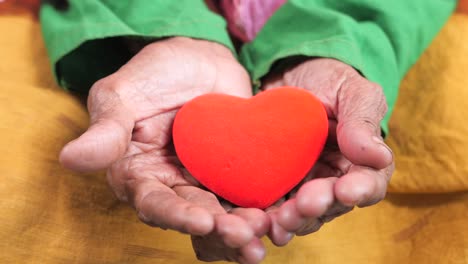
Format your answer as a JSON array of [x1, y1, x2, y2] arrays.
[[239, 0, 456, 134], [40, 0, 234, 93]]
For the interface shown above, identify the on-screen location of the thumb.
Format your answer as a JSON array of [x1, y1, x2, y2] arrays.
[[60, 85, 135, 172], [336, 79, 393, 169], [211, 58, 253, 99]]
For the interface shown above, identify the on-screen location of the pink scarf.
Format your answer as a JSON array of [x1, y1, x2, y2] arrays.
[[206, 0, 287, 42]]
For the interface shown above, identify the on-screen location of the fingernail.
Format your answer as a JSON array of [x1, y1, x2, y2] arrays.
[[252, 246, 266, 261], [285, 232, 294, 242], [372, 135, 384, 145], [59, 142, 72, 156], [372, 136, 393, 161]]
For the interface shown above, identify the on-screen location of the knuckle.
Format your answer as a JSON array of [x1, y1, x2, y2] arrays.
[[340, 66, 359, 80], [338, 116, 380, 135], [369, 82, 388, 118], [370, 82, 384, 95], [91, 75, 128, 95], [340, 78, 388, 124], [323, 58, 358, 79], [88, 76, 130, 112], [89, 77, 112, 102]]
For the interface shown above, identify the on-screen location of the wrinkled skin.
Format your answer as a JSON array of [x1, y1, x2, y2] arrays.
[[260, 58, 395, 246], [60, 36, 394, 264], [197, 58, 395, 252], [59, 37, 269, 264]]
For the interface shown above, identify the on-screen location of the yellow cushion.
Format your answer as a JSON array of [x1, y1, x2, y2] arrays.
[[0, 14, 467, 264], [386, 14, 468, 193]]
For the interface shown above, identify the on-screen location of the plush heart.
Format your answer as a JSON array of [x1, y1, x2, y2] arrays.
[[173, 87, 328, 209]]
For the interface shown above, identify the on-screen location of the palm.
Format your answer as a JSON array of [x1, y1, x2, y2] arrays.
[[305, 146, 350, 184], [108, 106, 234, 231], [261, 58, 394, 245], [60, 37, 269, 263]]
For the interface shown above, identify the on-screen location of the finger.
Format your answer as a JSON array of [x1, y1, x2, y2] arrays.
[[191, 235, 265, 264], [318, 202, 354, 223], [238, 238, 267, 264], [149, 190, 258, 254], [296, 177, 337, 217], [336, 78, 393, 169], [294, 203, 352, 236], [295, 218, 323, 236], [60, 83, 134, 172], [334, 163, 395, 207], [212, 61, 253, 99], [267, 211, 294, 247], [191, 235, 229, 262], [215, 214, 255, 248], [230, 208, 271, 237], [294, 180, 352, 236], [126, 178, 217, 235], [276, 199, 306, 232], [279, 178, 338, 235]]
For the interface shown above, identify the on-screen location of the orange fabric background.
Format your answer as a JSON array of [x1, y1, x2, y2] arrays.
[[0, 4, 467, 264]]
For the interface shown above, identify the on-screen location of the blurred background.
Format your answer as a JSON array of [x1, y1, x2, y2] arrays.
[[0, 1, 467, 264]]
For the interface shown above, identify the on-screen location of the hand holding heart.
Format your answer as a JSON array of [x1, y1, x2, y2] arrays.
[[59, 35, 395, 264], [59, 37, 269, 264], [259, 58, 395, 246], [173, 87, 329, 209]]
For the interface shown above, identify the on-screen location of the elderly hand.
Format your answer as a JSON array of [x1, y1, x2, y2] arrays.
[[59, 37, 269, 264], [261, 58, 395, 246]]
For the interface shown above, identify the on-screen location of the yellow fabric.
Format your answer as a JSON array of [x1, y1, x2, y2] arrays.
[[386, 14, 468, 193], [0, 14, 467, 264]]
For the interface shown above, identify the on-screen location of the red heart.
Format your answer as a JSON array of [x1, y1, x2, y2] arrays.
[[173, 87, 328, 209]]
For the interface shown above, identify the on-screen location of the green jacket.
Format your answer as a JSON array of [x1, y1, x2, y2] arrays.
[[40, 0, 456, 133]]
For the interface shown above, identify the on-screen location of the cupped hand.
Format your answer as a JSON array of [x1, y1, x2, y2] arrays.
[[59, 37, 268, 263], [261, 58, 395, 246]]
